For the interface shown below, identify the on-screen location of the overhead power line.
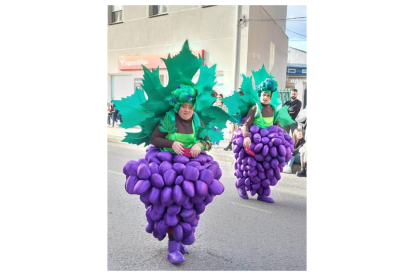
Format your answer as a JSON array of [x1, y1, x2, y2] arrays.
[[286, 28, 307, 37], [246, 16, 307, 21]]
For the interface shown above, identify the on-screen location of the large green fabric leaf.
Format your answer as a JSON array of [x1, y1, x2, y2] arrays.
[[206, 129, 224, 143], [275, 105, 295, 128], [162, 40, 203, 93], [141, 66, 170, 117], [252, 64, 272, 86], [122, 132, 151, 147], [113, 91, 153, 129]]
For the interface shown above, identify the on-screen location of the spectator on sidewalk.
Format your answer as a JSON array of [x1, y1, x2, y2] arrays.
[[297, 143, 307, 177], [112, 103, 119, 127], [108, 102, 114, 126], [283, 89, 302, 136], [283, 129, 306, 174], [223, 122, 238, 151]]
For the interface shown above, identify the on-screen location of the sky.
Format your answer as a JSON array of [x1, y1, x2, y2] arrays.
[[286, 5, 307, 52]]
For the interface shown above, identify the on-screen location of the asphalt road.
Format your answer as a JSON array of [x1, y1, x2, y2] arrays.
[[108, 142, 306, 271]]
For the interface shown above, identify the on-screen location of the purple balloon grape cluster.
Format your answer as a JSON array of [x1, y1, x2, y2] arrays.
[[123, 145, 225, 245], [232, 124, 294, 196]]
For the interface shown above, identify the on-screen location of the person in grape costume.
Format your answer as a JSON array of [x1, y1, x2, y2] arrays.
[[114, 41, 233, 264], [221, 65, 296, 203]]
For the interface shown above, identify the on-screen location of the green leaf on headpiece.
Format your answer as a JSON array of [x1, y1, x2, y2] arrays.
[[162, 40, 203, 92], [113, 90, 153, 129], [141, 66, 171, 117], [252, 64, 272, 85], [159, 113, 177, 134]]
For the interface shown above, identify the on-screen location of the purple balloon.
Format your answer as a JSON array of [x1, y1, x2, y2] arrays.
[[199, 169, 214, 185], [125, 175, 139, 194], [173, 224, 183, 241], [262, 179, 270, 188], [209, 179, 225, 195], [195, 180, 209, 197], [182, 180, 195, 197], [164, 213, 179, 226], [167, 204, 181, 215], [258, 171, 266, 180], [149, 187, 161, 205], [253, 133, 261, 144], [150, 173, 164, 189], [174, 175, 184, 186], [194, 203, 206, 215], [148, 156, 161, 165], [260, 128, 269, 137], [262, 145, 269, 156], [124, 160, 138, 176], [183, 166, 200, 182], [182, 201, 194, 210], [257, 163, 265, 172], [161, 187, 174, 206], [157, 151, 173, 162], [250, 125, 259, 134], [180, 222, 192, 237], [180, 209, 196, 223], [163, 169, 177, 186], [172, 163, 186, 175], [273, 138, 282, 146], [173, 154, 189, 164], [255, 154, 264, 161], [173, 185, 186, 205], [190, 195, 205, 204], [248, 169, 258, 177], [149, 162, 159, 174], [268, 125, 278, 133], [159, 161, 173, 176], [133, 179, 151, 195]]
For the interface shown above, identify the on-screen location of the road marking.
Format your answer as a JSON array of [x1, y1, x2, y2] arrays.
[[108, 170, 125, 176], [229, 201, 272, 214]]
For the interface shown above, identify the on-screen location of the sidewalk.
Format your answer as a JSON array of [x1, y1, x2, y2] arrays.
[[107, 124, 301, 172]]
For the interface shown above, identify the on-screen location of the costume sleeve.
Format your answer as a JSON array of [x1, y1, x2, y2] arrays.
[[150, 123, 175, 148], [242, 105, 257, 137], [196, 118, 212, 151]]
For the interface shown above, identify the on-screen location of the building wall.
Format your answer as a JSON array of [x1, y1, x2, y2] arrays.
[[108, 5, 238, 98], [245, 6, 288, 88], [287, 47, 307, 65], [107, 5, 288, 99]]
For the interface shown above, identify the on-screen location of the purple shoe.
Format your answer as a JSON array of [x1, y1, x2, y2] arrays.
[[237, 188, 249, 200], [167, 241, 186, 264], [180, 243, 189, 254], [257, 195, 274, 203]]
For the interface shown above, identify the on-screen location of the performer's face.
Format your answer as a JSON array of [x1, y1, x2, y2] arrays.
[[178, 103, 194, 120], [291, 91, 298, 100], [260, 92, 271, 105]]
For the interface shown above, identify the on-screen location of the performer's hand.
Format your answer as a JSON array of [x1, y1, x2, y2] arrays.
[[172, 142, 184, 155], [190, 143, 201, 157], [243, 137, 251, 149]]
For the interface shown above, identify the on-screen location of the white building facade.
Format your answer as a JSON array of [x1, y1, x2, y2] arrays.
[[108, 5, 289, 101]]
